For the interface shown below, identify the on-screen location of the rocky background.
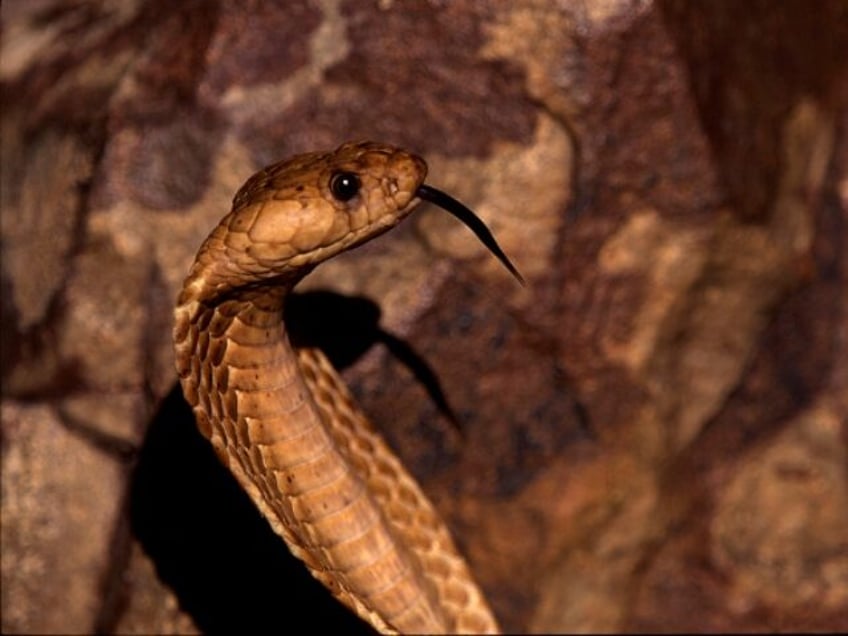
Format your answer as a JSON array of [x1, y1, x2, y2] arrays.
[[2, 0, 847, 633]]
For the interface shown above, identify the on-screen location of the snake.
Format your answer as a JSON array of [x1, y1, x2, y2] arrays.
[[173, 141, 521, 634]]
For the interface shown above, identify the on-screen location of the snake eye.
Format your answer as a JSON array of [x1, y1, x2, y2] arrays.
[[329, 172, 361, 202]]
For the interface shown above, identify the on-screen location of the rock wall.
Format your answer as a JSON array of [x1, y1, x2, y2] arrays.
[[2, 1, 846, 632]]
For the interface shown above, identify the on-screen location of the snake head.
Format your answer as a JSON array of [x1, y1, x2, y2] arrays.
[[185, 141, 521, 302], [221, 141, 427, 282]]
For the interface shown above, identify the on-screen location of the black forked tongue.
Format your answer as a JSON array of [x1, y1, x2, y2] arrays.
[[416, 184, 525, 285]]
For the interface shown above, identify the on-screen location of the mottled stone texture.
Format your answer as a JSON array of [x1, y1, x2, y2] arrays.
[[2, 0, 846, 633]]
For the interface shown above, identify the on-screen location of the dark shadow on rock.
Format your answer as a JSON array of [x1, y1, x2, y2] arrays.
[[130, 290, 456, 633], [286, 290, 459, 428]]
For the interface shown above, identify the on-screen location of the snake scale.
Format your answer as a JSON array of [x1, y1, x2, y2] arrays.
[[173, 141, 521, 634]]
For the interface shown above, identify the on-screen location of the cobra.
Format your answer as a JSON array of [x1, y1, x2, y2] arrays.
[[173, 141, 521, 634]]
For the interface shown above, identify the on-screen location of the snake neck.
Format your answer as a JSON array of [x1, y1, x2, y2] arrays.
[[173, 282, 335, 547], [176, 219, 317, 311], [173, 229, 312, 412], [174, 283, 305, 434]]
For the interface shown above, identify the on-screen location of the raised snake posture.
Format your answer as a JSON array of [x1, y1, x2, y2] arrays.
[[173, 141, 521, 633]]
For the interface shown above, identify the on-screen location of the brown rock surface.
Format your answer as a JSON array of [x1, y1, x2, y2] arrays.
[[2, 1, 846, 633]]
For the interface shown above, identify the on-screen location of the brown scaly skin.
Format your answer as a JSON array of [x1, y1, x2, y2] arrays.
[[173, 142, 500, 633]]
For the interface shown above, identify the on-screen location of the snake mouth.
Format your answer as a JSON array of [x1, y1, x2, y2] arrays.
[[415, 184, 525, 285]]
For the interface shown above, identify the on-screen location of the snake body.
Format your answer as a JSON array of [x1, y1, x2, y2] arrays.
[[173, 142, 511, 633]]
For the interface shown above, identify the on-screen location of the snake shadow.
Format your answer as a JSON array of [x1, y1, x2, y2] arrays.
[[130, 291, 454, 634]]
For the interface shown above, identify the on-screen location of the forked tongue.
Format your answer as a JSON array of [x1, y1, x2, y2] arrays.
[[416, 184, 525, 285]]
